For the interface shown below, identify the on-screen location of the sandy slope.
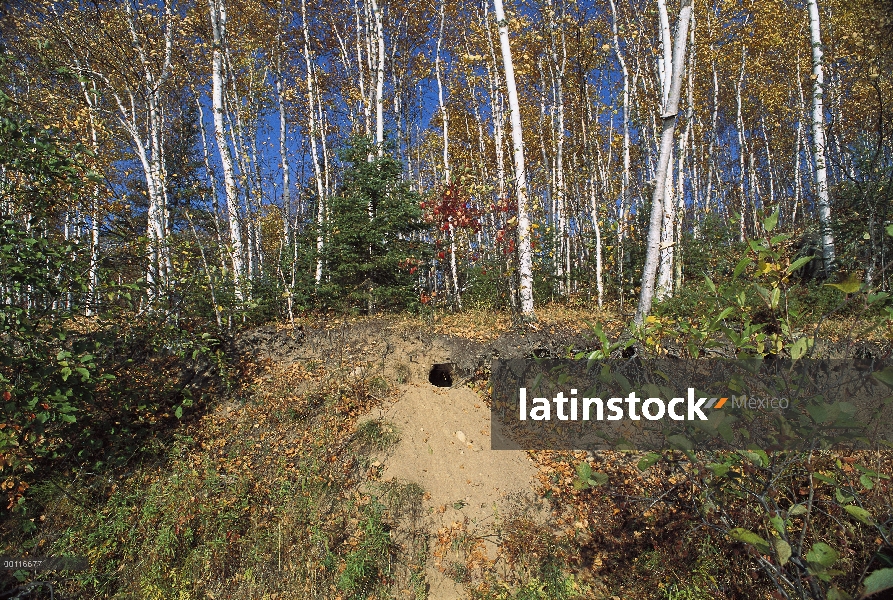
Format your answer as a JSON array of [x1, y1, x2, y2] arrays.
[[365, 383, 544, 600]]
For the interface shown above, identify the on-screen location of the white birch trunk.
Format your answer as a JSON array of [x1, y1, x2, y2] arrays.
[[300, 0, 327, 284], [434, 2, 462, 309], [109, 2, 174, 302], [371, 0, 385, 154], [354, 0, 371, 136], [78, 78, 101, 317], [635, 0, 693, 325], [736, 46, 747, 242], [276, 0, 292, 246], [807, 0, 836, 272], [655, 0, 676, 300], [209, 0, 246, 301], [760, 115, 776, 208], [493, 0, 534, 318], [609, 0, 630, 263]]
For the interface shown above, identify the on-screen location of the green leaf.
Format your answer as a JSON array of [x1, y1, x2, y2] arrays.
[[587, 471, 609, 486], [733, 257, 752, 280], [741, 449, 768, 467], [825, 273, 862, 294], [704, 275, 717, 294], [769, 515, 786, 535], [813, 473, 837, 485], [827, 586, 853, 600], [791, 337, 809, 360], [864, 568, 893, 596], [707, 463, 730, 477], [886, 223, 893, 237], [763, 208, 779, 232], [786, 255, 814, 275], [773, 538, 792, 566], [788, 504, 808, 516], [835, 487, 854, 504], [715, 307, 735, 322], [637, 452, 661, 471], [174, 406, 183, 419], [728, 528, 770, 553], [806, 542, 838, 568], [575, 461, 592, 481], [844, 505, 874, 526], [860, 474, 875, 490]]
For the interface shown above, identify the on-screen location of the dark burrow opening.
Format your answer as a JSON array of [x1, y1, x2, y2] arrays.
[[428, 363, 453, 387]]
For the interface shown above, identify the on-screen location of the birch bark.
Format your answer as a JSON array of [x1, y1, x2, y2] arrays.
[[209, 0, 247, 301], [275, 0, 292, 247], [300, 0, 327, 284], [608, 0, 630, 287], [807, 0, 836, 272], [435, 0, 461, 308], [371, 0, 385, 154], [635, 0, 693, 325], [493, 0, 534, 317]]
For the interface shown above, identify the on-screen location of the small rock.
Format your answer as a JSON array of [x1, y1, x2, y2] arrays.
[[455, 430, 467, 443]]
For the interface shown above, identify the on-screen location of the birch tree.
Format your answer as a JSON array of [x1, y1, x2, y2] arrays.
[[807, 0, 836, 273], [209, 0, 247, 301], [635, 0, 693, 325], [655, 0, 677, 300], [299, 0, 327, 284], [608, 0, 630, 297], [435, 0, 461, 308], [371, 0, 385, 154], [493, 0, 534, 318]]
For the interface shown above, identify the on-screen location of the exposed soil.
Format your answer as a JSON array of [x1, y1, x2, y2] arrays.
[[234, 317, 594, 598]]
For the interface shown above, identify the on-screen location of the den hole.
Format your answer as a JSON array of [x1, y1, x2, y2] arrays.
[[428, 363, 453, 387]]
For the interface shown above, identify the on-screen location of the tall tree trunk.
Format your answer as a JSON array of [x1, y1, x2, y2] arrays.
[[655, 0, 676, 300], [609, 0, 630, 297], [760, 115, 776, 209], [435, 0, 461, 308], [354, 0, 371, 136], [209, 0, 246, 301], [674, 17, 695, 294], [78, 78, 101, 317], [275, 0, 291, 248], [371, 0, 385, 154], [807, 0, 836, 272], [736, 46, 747, 242], [301, 0, 327, 285], [493, 0, 534, 318], [703, 53, 719, 227], [635, 0, 693, 325], [118, 1, 174, 303]]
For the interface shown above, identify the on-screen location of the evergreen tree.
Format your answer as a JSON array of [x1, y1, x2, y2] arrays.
[[320, 137, 429, 312]]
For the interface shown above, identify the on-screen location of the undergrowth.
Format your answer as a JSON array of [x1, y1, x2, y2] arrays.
[[1, 358, 427, 599]]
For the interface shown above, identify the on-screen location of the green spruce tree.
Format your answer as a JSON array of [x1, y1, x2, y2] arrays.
[[320, 137, 429, 312]]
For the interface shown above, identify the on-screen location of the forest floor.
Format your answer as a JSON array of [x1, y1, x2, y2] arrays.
[[9, 305, 893, 599]]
